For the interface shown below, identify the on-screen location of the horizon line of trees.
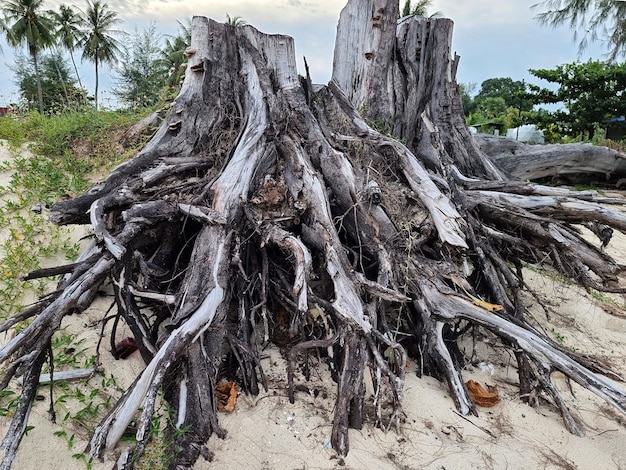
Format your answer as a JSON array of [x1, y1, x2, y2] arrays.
[[0, 0, 251, 113], [1, 0, 128, 112], [2, 0, 625, 141], [462, 60, 626, 143]]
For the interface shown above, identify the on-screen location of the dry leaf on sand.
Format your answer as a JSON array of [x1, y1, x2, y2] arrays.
[[466, 379, 500, 407], [215, 381, 238, 412]]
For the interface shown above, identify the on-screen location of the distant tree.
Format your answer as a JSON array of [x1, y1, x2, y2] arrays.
[[159, 20, 191, 95], [464, 79, 537, 134], [460, 82, 477, 116], [49, 4, 85, 90], [13, 50, 85, 111], [225, 13, 247, 27], [114, 24, 166, 110], [3, 0, 56, 113], [474, 77, 532, 112], [81, 0, 125, 109], [399, 0, 443, 18], [478, 96, 507, 119], [534, 0, 626, 60], [526, 60, 626, 139]]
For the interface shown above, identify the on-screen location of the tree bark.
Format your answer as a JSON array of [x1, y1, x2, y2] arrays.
[[1, 1, 626, 469], [474, 133, 626, 186]]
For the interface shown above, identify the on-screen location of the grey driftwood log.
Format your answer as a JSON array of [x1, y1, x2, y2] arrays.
[[1, 0, 626, 468], [475, 133, 626, 186]]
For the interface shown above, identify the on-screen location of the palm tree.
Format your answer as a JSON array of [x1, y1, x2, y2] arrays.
[[3, 0, 56, 113], [80, 0, 124, 109], [400, 0, 443, 18], [226, 13, 247, 27], [49, 4, 85, 90], [1, 16, 13, 51], [534, 0, 626, 60], [159, 20, 191, 92]]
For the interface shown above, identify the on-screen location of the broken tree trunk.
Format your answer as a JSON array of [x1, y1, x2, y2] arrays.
[[474, 133, 626, 187], [1, 0, 626, 468]]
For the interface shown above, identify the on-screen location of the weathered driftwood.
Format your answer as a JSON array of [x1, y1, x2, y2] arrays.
[[1, 1, 626, 469], [474, 133, 626, 186], [16, 367, 100, 385]]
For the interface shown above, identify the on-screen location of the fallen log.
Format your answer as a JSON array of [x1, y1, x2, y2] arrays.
[[1, 1, 626, 469], [474, 133, 626, 186]]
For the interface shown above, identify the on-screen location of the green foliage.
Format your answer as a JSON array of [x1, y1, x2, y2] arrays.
[[0, 390, 19, 417], [399, 0, 442, 18], [5, 108, 137, 149], [49, 4, 86, 91], [81, 0, 126, 109], [0, 108, 146, 318], [49, 5, 84, 54], [473, 96, 507, 121], [114, 24, 167, 110], [460, 82, 477, 116], [534, 0, 626, 61], [474, 77, 532, 112], [2, 0, 55, 49], [526, 60, 626, 140], [1, 0, 197, 113], [13, 51, 87, 113], [462, 78, 532, 135], [225, 13, 247, 27], [0, 117, 26, 142], [3, 0, 57, 113], [72, 452, 94, 470], [159, 20, 191, 97], [0, 179, 81, 318]]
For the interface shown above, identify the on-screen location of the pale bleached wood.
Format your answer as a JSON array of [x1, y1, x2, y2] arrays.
[[3, 3, 626, 469], [475, 133, 626, 184]]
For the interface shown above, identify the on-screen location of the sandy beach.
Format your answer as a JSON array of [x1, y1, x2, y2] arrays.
[[0, 140, 625, 469]]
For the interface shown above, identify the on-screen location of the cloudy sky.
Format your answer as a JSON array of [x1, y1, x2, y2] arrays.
[[0, 0, 608, 107]]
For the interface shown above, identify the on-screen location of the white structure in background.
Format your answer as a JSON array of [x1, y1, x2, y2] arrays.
[[507, 124, 544, 144]]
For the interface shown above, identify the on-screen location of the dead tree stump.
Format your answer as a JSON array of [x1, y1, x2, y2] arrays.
[[1, 1, 626, 468]]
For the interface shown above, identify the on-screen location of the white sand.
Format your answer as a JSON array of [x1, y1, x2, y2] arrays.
[[0, 141, 625, 469]]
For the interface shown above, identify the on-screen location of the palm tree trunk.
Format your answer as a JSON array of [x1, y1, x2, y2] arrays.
[[94, 58, 99, 110], [31, 48, 44, 114], [69, 50, 83, 91], [53, 50, 70, 107]]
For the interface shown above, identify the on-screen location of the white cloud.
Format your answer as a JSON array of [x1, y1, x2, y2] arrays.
[[41, 0, 345, 25], [432, 0, 528, 28], [429, 0, 607, 87]]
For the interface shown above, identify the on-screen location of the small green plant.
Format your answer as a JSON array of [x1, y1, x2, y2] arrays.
[[51, 374, 123, 432], [551, 327, 566, 344], [588, 288, 626, 310], [53, 429, 76, 449], [0, 390, 19, 417], [366, 117, 407, 144], [72, 452, 94, 470], [134, 406, 173, 470], [0, 108, 152, 468], [0, 108, 150, 321], [522, 262, 575, 286]]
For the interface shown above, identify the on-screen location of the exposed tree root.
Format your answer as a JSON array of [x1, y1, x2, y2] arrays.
[[1, 1, 626, 469]]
